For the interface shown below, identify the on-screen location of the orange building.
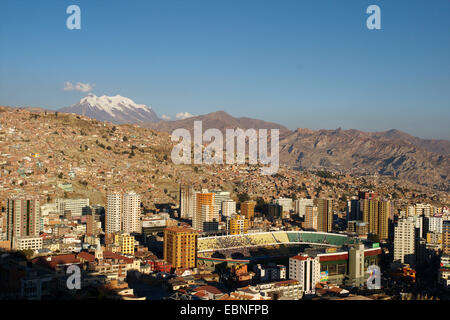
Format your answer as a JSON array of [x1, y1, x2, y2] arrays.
[[164, 226, 198, 269], [241, 201, 256, 221]]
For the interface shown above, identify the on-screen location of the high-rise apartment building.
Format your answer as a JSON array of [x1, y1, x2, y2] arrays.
[[241, 200, 256, 221], [222, 199, 236, 218], [407, 204, 433, 217], [193, 191, 216, 232], [378, 201, 391, 240], [315, 199, 333, 233], [359, 193, 391, 241], [347, 198, 361, 221], [6, 197, 40, 241], [227, 215, 249, 235], [304, 205, 318, 231], [122, 192, 141, 233], [444, 220, 450, 255], [294, 198, 314, 218], [348, 243, 366, 286], [213, 191, 231, 216], [86, 206, 101, 237], [424, 216, 443, 234], [106, 192, 141, 234], [163, 226, 198, 269], [274, 198, 293, 214], [106, 192, 122, 234], [179, 185, 196, 219], [289, 254, 320, 295], [55, 198, 89, 217], [394, 219, 416, 265]]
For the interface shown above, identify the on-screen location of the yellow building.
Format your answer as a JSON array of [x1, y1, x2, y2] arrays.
[[228, 215, 249, 235], [444, 221, 450, 255], [241, 201, 256, 221], [315, 199, 333, 233], [360, 199, 391, 241], [304, 205, 318, 231], [164, 226, 198, 269], [426, 232, 442, 245], [114, 233, 135, 255]]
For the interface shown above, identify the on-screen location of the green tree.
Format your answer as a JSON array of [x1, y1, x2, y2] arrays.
[[238, 192, 250, 203]]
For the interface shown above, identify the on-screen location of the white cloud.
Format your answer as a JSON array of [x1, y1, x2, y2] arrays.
[[176, 112, 195, 120], [161, 114, 171, 121], [64, 81, 95, 92]]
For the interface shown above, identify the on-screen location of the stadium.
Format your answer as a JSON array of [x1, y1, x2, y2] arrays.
[[197, 231, 382, 285]]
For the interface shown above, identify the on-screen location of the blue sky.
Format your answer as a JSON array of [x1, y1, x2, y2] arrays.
[[0, 0, 449, 139]]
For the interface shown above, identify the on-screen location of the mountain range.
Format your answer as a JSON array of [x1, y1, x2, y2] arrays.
[[143, 111, 449, 190], [57, 95, 449, 190]]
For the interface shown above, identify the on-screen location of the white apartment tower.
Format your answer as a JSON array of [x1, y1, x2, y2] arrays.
[[106, 192, 141, 234], [394, 219, 416, 265], [180, 185, 196, 219], [106, 192, 122, 234], [122, 192, 141, 233], [222, 200, 237, 218]]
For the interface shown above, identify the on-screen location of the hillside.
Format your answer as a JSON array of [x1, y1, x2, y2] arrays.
[[143, 112, 450, 190]]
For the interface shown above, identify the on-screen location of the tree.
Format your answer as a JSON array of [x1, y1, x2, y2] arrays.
[[255, 197, 265, 212], [238, 193, 250, 203], [19, 249, 34, 259]]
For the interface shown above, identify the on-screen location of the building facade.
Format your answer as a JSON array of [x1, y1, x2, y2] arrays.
[[163, 226, 198, 269], [6, 197, 40, 241], [289, 254, 320, 295], [394, 219, 416, 265]]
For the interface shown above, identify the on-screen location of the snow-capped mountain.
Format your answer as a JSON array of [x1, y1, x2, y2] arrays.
[[59, 94, 160, 124]]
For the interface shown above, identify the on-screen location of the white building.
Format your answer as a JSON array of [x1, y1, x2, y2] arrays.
[[254, 264, 286, 282], [13, 236, 43, 251], [407, 204, 433, 217], [394, 219, 416, 265], [122, 192, 141, 233], [106, 192, 141, 234], [235, 280, 303, 300], [294, 198, 314, 217], [213, 191, 231, 216], [106, 192, 122, 234], [179, 185, 196, 219], [55, 198, 89, 217], [407, 215, 423, 239], [274, 198, 293, 213], [221, 200, 236, 218], [289, 254, 320, 295], [426, 216, 443, 234]]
